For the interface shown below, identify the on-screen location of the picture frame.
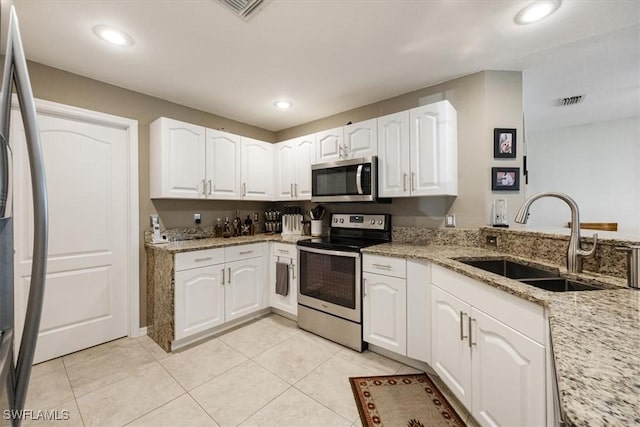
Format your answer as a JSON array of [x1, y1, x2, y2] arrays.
[[491, 167, 520, 191], [494, 128, 516, 159]]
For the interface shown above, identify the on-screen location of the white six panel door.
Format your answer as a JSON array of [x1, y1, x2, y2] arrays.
[[13, 111, 129, 363]]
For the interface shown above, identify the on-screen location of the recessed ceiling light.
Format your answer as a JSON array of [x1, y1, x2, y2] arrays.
[[92, 25, 134, 47], [274, 100, 293, 110], [514, 0, 561, 25]]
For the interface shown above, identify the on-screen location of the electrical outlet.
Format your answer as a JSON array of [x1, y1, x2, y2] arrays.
[[486, 235, 498, 247], [194, 213, 201, 225], [445, 213, 456, 227]]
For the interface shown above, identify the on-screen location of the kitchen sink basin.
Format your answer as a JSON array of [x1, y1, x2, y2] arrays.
[[520, 278, 605, 292], [458, 259, 558, 279], [456, 258, 606, 292]]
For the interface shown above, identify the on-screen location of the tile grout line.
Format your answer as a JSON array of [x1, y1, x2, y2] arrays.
[[60, 357, 87, 427], [120, 392, 190, 426]]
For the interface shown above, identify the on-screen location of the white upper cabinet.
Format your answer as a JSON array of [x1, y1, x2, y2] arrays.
[[274, 134, 316, 201], [316, 120, 378, 162], [378, 111, 411, 197], [316, 126, 344, 162], [150, 117, 206, 198], [343, 118, 378, 159], [241, 137, 273, 200], [206, 128, 242, 199], [378, 100, 458, 198]]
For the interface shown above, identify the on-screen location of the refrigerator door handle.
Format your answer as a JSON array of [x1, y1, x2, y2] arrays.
[[0, 7, 49, 415]]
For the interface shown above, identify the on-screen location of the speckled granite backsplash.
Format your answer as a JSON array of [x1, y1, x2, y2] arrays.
[[393, 226, 636, 279], [144, 223, 265, 243]]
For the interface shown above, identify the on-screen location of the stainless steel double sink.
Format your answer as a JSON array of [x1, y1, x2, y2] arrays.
[[456, 259, 606, 292]]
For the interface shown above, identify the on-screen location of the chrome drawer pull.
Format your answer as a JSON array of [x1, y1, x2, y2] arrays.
[[239, 250, 254, 255], [372, 263, 392, 269], [194, 257, 213, 262], [277, 249, 289, 254]]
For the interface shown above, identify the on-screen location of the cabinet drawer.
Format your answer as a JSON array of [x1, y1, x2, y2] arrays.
[[272, 242, 296, 258], [175, 248, 225, 272], [225, 243, 264, 262], [363, 254, 406, 278]]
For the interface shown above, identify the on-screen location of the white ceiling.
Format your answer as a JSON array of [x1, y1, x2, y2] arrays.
[[2, 0, 639, 132]]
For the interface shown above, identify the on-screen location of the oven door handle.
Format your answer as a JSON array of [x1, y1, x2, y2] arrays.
[[297, 245, 361, 258], [356, 164, 363, 195]]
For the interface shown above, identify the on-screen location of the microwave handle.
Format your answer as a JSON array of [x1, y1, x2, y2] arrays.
[[356, 164, 363, 195]]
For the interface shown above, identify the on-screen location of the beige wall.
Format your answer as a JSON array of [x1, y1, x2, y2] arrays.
[[22, 61, 277, 327], [276, 70, 525, 229], [21, 62, 523, 328]]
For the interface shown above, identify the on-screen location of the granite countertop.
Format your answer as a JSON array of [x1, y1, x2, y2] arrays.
[[362, 242, 639, 427], [145, 234, 305, 253]]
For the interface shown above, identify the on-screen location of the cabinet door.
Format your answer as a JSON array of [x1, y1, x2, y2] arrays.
[[363, 272, 407, 355], [269, 255, 297, 316], [377, 111, 410, 197], [316, 127, 343, 162], [206, 128, 241, 199], [151, 118, 206, 199], [174, 265, 225, 340], [407, 260, 430, 364], [409, 102, 456, 196], [225, 258, 265, 321], [241, 137, 273, 200], [343, 118, 377, 158], [470, 308, 546, 427], [274, 141, 294, 200], [431, 285, 472, 408], [293, 134, 315, 200]]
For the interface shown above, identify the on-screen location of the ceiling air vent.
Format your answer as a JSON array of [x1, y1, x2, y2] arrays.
[[217, 0, 268, 21], [557, 94, 586, 107]]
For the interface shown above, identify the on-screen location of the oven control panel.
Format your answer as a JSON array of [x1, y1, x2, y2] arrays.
[[331, 214, 388, 230]]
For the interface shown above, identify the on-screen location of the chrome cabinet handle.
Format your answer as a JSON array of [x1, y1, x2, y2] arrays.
[[242, 182, 246, 196], [291, 263, 296, 279], [372, 263, 392, 269], [411, 172, 416, 191], [239, 250, 253, 255], [403, 173, 408, 192], [469, 317, 476, 348], [294, 183, 298, 197], [363, 278, 367, 297], [227, 267, 231, 284], [339, 145, 344, 158], [221, 268, 225, 285], [207, 179, 212, 195], [201, 179, 206, 196], [459, 311, 468, 341], [277, 249, 289, 254], [194, 257, 212, 262], [290, 183, 294, 197]]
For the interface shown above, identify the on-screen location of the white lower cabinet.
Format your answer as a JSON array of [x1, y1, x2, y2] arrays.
[[363, 255, 430, 363], [173, 243, 266, 341], [174, 264, 225, 340], [431, 265, 546, 427], [225, 257, 266, 321], [363, 272, 407, 354], [269, 243, 297, 316]]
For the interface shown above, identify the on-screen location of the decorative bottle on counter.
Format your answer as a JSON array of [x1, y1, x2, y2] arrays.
[[214, 218, 223, 238], [223, 217, 231, 238]]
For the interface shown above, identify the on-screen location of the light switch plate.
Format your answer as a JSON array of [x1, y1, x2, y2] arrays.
[[445, 213, 456, 227]]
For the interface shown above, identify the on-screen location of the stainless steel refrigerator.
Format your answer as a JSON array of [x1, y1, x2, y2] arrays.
[[0, 6, 48, 427]]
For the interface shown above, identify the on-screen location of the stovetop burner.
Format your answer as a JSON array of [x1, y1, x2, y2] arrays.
[[297, 213, 391, 252]]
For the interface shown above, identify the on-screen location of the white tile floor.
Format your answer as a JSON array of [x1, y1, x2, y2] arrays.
[[22, 314, 475, 427]]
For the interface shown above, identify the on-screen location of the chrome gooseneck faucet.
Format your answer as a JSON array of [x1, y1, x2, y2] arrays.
[[514, 192, 597, 273]]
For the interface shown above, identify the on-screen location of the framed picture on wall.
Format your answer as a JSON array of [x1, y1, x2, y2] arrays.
[[494, 128, 516, 158], [492, 167, 520, 191]]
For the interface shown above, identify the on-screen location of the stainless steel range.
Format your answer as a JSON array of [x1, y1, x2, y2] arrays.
[[297, 213, 391, 351]]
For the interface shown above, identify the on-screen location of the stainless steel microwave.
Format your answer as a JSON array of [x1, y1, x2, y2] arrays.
[[311, 156, 377, 202]]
